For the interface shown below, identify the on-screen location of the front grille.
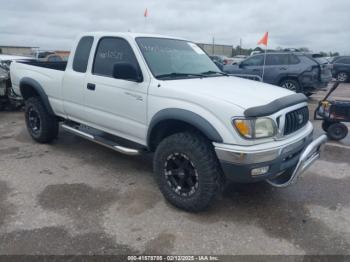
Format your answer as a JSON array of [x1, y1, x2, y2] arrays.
[[284, 106, 309, 135]]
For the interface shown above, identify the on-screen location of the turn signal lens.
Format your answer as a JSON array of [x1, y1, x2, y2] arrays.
[[233, 119, 252, 138]]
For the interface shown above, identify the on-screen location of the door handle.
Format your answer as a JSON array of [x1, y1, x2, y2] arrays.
[[87, 83, 96, 91], [279, 67, 287, 70]]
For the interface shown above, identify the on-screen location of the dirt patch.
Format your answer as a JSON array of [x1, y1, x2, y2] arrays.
[[144, 232, 176, 254], [0, 146, 20, 155], [0, 181, 15, 228], [38, 183, 119, 213], [321, 144, 350, 164], [0, 226, 138, 255], [116, 187, 161, 216], [37, 183, 119, 231], [14, 128, 33, 143]]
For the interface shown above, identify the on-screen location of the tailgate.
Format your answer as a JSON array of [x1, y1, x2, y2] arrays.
[[319, 63, 332, 83], [313, 56, 332, 83]]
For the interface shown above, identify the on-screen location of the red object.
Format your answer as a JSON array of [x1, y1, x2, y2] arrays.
[[257, 32, 269, 46], [144, 8, 148, 17]]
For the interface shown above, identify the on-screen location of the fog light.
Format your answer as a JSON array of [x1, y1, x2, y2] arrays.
[[251, 166, 269, 176]]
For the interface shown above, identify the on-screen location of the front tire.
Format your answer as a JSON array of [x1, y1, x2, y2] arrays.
[[153, 132, 223, 212], [25, 97, 59, 143]]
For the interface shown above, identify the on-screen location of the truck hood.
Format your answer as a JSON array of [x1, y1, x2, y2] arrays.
[[161, 76, 294, 110]]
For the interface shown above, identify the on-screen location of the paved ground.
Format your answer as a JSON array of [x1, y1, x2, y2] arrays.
[[0, 84, 349, 255]]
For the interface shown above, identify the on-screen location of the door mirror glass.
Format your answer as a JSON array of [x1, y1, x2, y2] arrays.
[[113, 63, 142, 82]]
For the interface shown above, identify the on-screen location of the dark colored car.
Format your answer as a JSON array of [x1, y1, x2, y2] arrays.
[[331, 56, 350, 82], [223, 52, 332, 95]]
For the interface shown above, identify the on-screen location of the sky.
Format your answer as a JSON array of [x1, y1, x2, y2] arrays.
[[0, 0, 349, 54]]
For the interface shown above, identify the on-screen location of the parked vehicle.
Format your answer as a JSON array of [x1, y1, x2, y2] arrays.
[[231, 55, 247, 64], [0, 55, 34, 110], [315, 82, 349, 140], [223, 52, 332, 95], [44, 54, 63, 62], [331, 56, 350, 82], [10, 32, 327, 212], [209, 55, 234, 69]]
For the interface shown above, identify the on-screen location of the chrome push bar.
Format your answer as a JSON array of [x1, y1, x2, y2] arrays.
[[267, 134, 328, 188]]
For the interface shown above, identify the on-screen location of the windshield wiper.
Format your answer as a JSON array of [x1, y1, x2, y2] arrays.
[[156, 72, 206, 79], [200, 70, 229, 76]]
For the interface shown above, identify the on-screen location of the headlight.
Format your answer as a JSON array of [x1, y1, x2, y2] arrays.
[[233, 117, 277, 139]]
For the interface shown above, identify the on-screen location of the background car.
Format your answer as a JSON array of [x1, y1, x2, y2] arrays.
[[223, 52, 332, 95], [331, 56, 350, 82], [0, 54, 35, 110], [209, 55, 234, 69], [231, 55, 247, 64]]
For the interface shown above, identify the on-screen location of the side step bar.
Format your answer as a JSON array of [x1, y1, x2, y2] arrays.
[[61, 123, 141, 156]]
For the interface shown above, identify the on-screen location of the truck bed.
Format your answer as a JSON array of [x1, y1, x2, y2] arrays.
[[10, 60, 66, 116], [19, 60, 67, 71]]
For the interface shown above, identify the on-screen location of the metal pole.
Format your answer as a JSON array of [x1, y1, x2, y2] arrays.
[[212, 37, 215, 55], [239, 38, 242, 55], [261, 45, 267, 82]]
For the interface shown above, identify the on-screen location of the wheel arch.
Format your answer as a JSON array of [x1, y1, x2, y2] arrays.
[[278, 75, 301, 86], [19, 77, 55, 115], [147, 108, 223, 151]]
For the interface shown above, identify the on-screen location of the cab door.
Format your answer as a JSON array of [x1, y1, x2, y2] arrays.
[[62, 36, 94, 122], [83, 37, 149, 144]]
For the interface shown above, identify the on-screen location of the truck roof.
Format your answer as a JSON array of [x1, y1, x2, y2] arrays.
[[82, 31, 187, 41]]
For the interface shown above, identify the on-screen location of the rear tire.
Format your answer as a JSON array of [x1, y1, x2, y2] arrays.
[[327, 122, 348, 141], [25, 97, 59, 143], [153, 132, 223, 212], [336, 72, 349, 83], [280, 79, 301, 92]]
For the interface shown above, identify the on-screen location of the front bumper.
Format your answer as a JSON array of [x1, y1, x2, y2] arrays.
[[215, 132, 327, 186]]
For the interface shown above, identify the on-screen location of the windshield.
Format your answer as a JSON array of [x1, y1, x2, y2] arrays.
[[136, 37, 221, 79]]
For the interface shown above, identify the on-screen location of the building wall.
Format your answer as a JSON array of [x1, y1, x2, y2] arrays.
[[197, 43, 233, 57], [0, 47, 37, 57]]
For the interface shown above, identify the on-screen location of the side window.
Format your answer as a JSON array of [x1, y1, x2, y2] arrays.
[[73, 36, 94, 73], [242, 55, 263, 66], [266, 54, 280, 65], [93, 37, 140, 78], [337, 58, 350, 64], [289, 54, 300, 64]]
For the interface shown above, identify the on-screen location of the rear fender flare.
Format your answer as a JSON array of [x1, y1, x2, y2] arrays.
[[20, 77, 54, 115]]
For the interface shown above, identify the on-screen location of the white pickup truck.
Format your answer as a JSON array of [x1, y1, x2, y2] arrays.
[[10, 32, 327, 212]]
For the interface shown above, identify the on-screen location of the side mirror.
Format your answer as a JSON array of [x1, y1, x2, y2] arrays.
[[239, 63, 245, 68], [113, 63, 143, 82]]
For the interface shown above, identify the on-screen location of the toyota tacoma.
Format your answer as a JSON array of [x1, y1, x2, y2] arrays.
[[10, 32, 327, 212]]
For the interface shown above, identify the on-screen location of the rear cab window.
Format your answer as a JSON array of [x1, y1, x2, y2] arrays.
[[73, 36, 94, 73]]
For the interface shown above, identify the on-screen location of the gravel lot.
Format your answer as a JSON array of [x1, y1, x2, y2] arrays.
[[0, 83, 349, 255]]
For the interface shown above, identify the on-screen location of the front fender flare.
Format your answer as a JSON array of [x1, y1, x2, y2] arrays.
[[147, 108, 223, 146]]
